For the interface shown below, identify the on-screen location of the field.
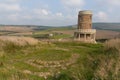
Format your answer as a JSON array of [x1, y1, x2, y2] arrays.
[[0, 26, 34, 36], [0, 24, 120, 79], [0, 24, 120, 40], [0, 36, 120, 80]]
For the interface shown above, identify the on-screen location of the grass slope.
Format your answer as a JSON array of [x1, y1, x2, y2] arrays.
[[0, 37, 120, 80]]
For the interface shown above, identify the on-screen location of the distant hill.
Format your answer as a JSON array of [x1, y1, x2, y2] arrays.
[[0, 25, 53, 31], [93, 23, 120, 31], [61, 23, 120, 32], [0, 23, 120, 31]]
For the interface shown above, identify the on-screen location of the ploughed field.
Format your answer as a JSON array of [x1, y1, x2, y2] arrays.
[[0, 36, 120, 80]]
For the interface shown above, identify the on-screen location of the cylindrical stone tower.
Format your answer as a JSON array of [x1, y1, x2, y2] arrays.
[[74, 10, 96, 43], [78, 11, 92, 29]]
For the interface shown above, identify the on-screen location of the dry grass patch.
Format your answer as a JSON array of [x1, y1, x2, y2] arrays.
[[0, 26, 33, 32], [0, 36, 39, 46], [95, 39, 120, 80], [104, 38, 120, 51]]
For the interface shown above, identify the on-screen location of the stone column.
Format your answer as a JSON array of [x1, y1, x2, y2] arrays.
[[75, 33, 77, 39], [84, 34, 86, 41], [90, 34, 92, 40], [79, 33, 81, 40], [74, 33, 76, 39], [94, 33, 96, 41]]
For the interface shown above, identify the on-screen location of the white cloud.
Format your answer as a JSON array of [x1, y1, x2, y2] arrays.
[[7, 13, 19, 21], [106, 0, 120, 6], [56, 13, 63, 17], [95, 11, 108, 22], [97, 0, 120, 7], [0, 3, 21, 12], [61, 0, 84, 18], [61, 0, 85, 8], [0, 0, 80, 26], [1, 0, 120, 26], [4, 0, 19, 3], [41, 9, 49, 15], [34, 9, 50, 16], [22, 15, 32, 20]]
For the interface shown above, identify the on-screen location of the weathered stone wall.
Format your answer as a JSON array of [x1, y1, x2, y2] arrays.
[[78, 12, 92, 29]]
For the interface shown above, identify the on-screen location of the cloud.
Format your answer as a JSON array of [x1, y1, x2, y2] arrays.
[[4, 0, 19, 3], [60, 0, 84, 21], [108, 0, 120, 6], [34, 9, 50, 16], [61, 0, 85, 8], [0, 0, 80, 26], [93, 0, 120, 22], [7, 13, 19, 21], [56, 13, 63, 17], [96, 0, 120, 7], [0, 0, 22, 12], [32, 8, 77, 26], [0, 3, 21, 12], [95, 11, 108, 22], [0, 0, 119, 26]]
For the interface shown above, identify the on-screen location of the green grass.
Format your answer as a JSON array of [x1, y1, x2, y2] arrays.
[[13, 61, 40, 72], [51, 34, 71, 39], [0, 39, 119, 80], [32, 31, 72, 39]]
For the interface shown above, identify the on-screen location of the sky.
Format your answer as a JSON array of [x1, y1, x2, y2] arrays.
[[0, 0, 120, 26]]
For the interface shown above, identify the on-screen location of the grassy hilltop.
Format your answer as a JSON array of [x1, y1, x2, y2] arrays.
[[0, 23, 120, 79], [0, 36, 120, 80]]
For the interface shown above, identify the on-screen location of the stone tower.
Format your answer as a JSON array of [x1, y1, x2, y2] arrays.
[[74, 10, 96, 43]]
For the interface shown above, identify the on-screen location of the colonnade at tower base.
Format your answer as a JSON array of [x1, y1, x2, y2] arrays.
[[74, 29, 96, 43]]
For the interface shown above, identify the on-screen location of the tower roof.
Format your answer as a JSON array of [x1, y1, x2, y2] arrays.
[[79, 10, 92, 15]]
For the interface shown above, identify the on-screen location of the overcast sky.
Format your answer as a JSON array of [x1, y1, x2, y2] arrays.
[[0, 0, 120, 26]]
